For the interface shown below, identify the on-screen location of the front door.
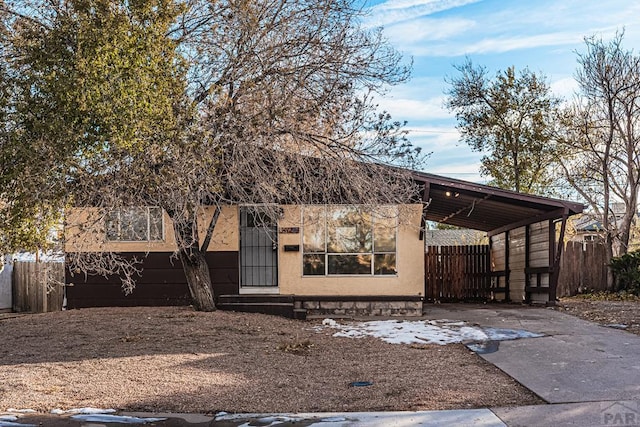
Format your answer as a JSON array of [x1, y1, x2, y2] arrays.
[[239, 207, 278, 290]]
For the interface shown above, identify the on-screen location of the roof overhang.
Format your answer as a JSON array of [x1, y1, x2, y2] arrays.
[[412, 171, 585, 236]]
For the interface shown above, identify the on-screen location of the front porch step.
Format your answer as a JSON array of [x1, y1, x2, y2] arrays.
[[216, 295, 306, 320], [217, 294, 294, 304]]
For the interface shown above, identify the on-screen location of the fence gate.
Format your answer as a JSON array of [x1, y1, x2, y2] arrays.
[[425, 245, 491, 301]]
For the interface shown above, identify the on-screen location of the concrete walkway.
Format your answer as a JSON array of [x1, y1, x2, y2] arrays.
[[121, 402, 640, 426]]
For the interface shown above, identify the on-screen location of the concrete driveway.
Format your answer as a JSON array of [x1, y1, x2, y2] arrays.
[[425, 304, 640, 404]]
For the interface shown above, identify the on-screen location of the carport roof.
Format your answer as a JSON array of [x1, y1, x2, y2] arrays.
[[412, 171, 584, 235]]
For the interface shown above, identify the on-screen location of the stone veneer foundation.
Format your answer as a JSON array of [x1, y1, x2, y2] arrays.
[[299, 299, 423, 317]]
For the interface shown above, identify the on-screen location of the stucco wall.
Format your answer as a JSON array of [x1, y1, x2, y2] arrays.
[[66, 204, 424, 298], [277, 204, 424, 296], [65, 206, 239, 252]]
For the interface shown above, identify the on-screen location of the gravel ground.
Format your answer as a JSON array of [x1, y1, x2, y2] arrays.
[[0, 307, 542, 414], [557, 297, 640, 336]]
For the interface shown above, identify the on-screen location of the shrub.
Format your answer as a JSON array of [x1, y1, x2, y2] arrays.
[[609, 250, 640, 295]]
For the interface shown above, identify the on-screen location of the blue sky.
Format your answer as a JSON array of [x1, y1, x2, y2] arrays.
[[364, 0, 640, 182]]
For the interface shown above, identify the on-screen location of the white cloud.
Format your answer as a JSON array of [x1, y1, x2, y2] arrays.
[[372, 0, 640, 58], [377, 96, 452, 121], [428, 161, 482, 176], [367, 0, 481, 28], [550, 76, 579, 100], [405, 31, 585, 57], [383, 17, 476, 45], [406, 125, 459, 148]]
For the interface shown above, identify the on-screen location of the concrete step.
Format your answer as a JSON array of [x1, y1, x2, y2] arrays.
[[217, 294, 294, 304], [216, 299, 306, 320]]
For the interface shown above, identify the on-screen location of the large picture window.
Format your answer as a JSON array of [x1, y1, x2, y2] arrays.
[[106, 207, 164, 242], [303, 206, 397, 276]]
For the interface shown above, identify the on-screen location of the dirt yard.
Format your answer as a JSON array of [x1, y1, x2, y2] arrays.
[[0, 307, 542, 414], [557, 295, 640, 336]]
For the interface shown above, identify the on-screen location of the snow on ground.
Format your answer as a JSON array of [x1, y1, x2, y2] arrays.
[[0, 416, 35, 427], [0, 422, 35, 427], [1, 409, 167, 426], [318, 318, 543, 345], [51, 407, 116, 415], [214, 410, 503, 427], [70, 414, 167, 424]]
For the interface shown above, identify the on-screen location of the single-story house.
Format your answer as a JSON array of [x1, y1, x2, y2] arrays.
[[64, 171, 584, 317]]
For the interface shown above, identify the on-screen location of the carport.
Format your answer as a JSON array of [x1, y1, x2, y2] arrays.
[[413, 172, 584, 304]]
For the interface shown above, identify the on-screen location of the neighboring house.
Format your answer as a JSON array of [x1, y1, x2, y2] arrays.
[[571, 204, 640, 249], [571, 214, 605, 243], [64, 171, 584, 316], [423, 229, 487, 248]]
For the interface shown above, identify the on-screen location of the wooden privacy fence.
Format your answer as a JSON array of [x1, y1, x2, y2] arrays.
[[557, 241, 608, 297], [425, 245, 491, 300], [12, 261, 65, 313]]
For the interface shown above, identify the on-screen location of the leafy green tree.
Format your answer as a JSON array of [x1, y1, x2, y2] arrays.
[[446, 60, 561, 193], [0, 0, 420, 310]]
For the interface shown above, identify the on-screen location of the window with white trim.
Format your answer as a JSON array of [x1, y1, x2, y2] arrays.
[[302, 206, 397, 276], [106, 207, 164, 242]]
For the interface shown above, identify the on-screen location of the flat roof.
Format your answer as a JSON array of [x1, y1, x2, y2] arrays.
[[412, 171, 585, 235]]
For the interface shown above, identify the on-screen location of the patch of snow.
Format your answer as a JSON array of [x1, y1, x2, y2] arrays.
[[483, 327, 543, 341], [319, 416, 349, 422], [317, 319, 543, 346], [5, 410, 35, 414], [215, 414, 350, 427], [51, 408, 116, 415], [0, 417, 35, 427], [70, 414, 167, 424], [214, 414, 305, 427], [0, 422, 36, 427], [322, 318, 339, 327], [604, 323, 629, 330], [252, 416, 304, 425]]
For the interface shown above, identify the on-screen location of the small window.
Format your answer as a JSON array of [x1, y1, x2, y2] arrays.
[[106, 207, 164, 242]]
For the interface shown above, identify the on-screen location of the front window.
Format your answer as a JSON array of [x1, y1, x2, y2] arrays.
[[303, 206, 397, 276], [106, 207, 164, 242]]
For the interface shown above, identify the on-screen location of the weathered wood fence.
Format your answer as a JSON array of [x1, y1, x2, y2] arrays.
[[12, 261, 65, 313], [425, 245, 491, 300], [557, 241, 609, 297], [426, 241, 610, 300]]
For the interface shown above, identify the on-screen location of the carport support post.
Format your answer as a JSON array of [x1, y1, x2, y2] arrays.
[[549, 211, 569, 305], [524, 224, 531, 304], [419, 182, 430, 241], [505, 230, 510, 302]]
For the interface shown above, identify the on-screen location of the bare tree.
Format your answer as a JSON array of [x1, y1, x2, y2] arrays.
[[557, 32, 640, 285], [0, 0, 422, 310]]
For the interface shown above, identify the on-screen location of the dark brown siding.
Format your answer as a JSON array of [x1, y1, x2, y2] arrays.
[[65, 252, 239, 308]]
